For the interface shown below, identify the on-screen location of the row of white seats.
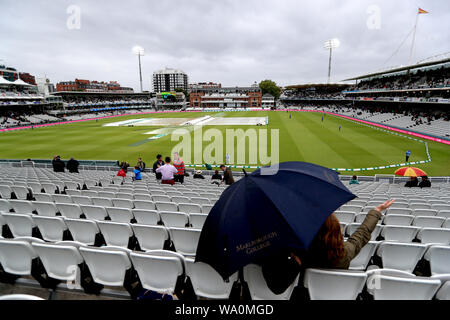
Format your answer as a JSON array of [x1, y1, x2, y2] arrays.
[[1, 199, 213, 214], [336, 210, 450, 225], [0, 219, 200, 255], [340, 222, 450, 244], [0, 237, 449, 300], [340, 203, 450, 213]]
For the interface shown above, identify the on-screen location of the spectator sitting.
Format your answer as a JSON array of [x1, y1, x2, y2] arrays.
[[156, 157, 177, 185], [193, 170, 205, 179], [418, 176, 431, 188], [349, 175, 359, 185], [66, 157, 79, 173], [52, 155, 65, 173], [136, 157, 146, 171], [133, 166, 143, 181], [405, 176, 419, 188], [211, 170, 222, 180]]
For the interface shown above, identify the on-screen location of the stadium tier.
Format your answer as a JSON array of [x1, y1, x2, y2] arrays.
[[0, 166, 449, 300]]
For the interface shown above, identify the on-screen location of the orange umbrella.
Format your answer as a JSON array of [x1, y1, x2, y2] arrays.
[[394, 167, 427, 177]]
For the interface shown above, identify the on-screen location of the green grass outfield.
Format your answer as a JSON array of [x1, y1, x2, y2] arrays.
[[0, 111, 448, 176]]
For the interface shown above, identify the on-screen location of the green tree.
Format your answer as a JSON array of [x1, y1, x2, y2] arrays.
[[174, 88, 189, 100], [259, 80, 281, 99]]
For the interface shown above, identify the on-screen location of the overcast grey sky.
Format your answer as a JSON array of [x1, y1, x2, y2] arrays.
[[1, 0, 449, 91]]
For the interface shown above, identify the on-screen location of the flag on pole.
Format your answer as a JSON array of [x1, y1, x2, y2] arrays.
[[418, 8, 429, 14]]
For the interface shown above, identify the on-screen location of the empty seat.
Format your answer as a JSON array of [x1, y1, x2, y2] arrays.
[[346, 223, 382, 241], [413, 216, 445, 228], [340, 205, 363, 213], [0, 199, 12, 212], [367, 274, 441, 300], [335, 211, 355, 224], [112, 198, 134, 209], [189, 214, 207, 229], [2, 213, 35, 237], [71, 196, 93, 206], [52, 194, 73, 204], [92, 197, 113, 207], [66, 189, 81, 196], [80, 205, 108, 221], [437, 211, 450, 219], [0, 186, 12, 199], [134, 194, 152, 202], [106, 207, 134, 223], [131, 224, 169, 250], [32, 216, 67, 242], [376, 242, 427, 273], [381, 225, 420, 242], [417, 228, 450, 245], [190, 197, 210, 206], [185, 257, 237, 299], [56, 203, 83, 219], [10, 200, 35, 214], [116, 193, 134, 201], [412, 209, 437, 217], [64, 218, 100, 245], [383, 214, 414, 226], [0, 239, 38, 276], [349, 241, 378, 270], [132, 209, 160, 226], [98, 191, 115, 199], [33, 193, 53, 202], [160, 212, 189, 228], [152, 195, 171, 202], [444, 219, 450, 228], [80, 190, 97, 197], [27, 182, 43, 194], [303, 268, 367, 300], [11, 186, 30, 200], [155, 201, 178, 212], [0, 294, 44, 300], [432, 204, 450, 211], [130, 252, 183, 294], [178, 203, 203, 215], [133, 200, 156, 211], [65, 181, 81, 190], [97, 221, 133, 248], [243, 263, 299, 300], [389, 202, 409, 209], [171, 196, 191, 204], [33, 201, 58, 217], [169, 227, 201, 256], [202, 204, 213, 214], [410, 203, 431, 210], [79, 246, 132, 287], [387, 208, 413, 216], [31, 242, 83, 284], [424, 245, 450, 275], [41, 183, 58, 194]]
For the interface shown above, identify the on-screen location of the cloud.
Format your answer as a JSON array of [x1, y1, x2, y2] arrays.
[[1, 0, 448, 91]]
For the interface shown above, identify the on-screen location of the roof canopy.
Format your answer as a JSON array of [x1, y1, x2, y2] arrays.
[[13, 79, 34, 86], [0, 76, 15, 85]]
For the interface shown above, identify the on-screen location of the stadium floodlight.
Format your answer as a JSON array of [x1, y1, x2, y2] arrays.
[[323, 38, 340, 84], [132, 46, 145, 92]]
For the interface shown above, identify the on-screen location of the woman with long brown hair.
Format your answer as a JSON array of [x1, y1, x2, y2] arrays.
[[298, 199, 395, 269]]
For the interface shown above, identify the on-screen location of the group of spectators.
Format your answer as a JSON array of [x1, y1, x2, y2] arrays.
[[405, 176, 431, 188], [51, 155, 80, 173], [116, 153, 235, 186]]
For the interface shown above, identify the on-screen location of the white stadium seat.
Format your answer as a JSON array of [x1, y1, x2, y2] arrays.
[[131, 224, 169, 251], [105, 207, 134, 223], [0, 239, 38, 275], [376, 242, 427, 273], [80, 205, 108, 220], [56, 203, 83, 219], [186, 258, 238, 299], [303, 268, 367, 300], [32, 216, 67, 242], [169, 227, 201, 256], [33, 201, 58, 217], [96, 221, 133, 248], [64, 218, 99, 245], [132, 209, 160, 226], [2, 213, 35, 237], [424, 245, 450, 275]]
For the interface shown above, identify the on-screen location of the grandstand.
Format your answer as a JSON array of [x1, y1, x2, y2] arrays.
[[0, 165, 449, 300]]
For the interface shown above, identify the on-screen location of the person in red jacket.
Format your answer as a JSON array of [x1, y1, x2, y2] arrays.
[[117, 167, 127, 177], [173, 152, 185, 184]]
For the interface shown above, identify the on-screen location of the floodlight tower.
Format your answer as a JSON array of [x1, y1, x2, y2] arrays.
[[323, 38, 340, 84], [132, 46, 145, 92]]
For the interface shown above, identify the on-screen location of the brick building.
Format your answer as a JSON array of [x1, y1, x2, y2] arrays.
[[56, 79, 133, 93], [189, 87, 262, 108]]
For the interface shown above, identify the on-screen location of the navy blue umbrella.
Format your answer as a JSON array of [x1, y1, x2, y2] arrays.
[[195, 161, 356, 279]]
